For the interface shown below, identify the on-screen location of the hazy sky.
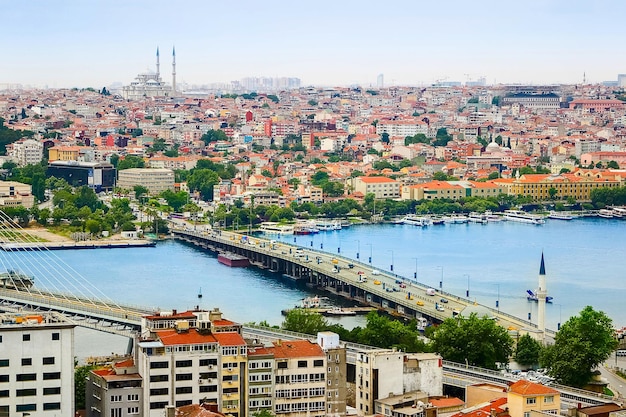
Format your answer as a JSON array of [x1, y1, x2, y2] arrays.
[[3, 0, 626, 88]]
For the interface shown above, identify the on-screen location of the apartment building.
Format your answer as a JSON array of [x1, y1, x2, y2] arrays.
[[356, 350, 443, 416], [246, 344, 275, 415], [135, 308, 247, 417], [0, 312, 75, 417], [8, 139, 43, 166], [117, 168, 175, 195], [317, 332, 347, 417], [272, 339, 326, 417], [507, 380, 560, 417], [86, 359, 143, 417], [352, 176, 400, 199]]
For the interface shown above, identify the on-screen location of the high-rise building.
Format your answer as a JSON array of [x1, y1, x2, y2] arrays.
[[618, 74, 626, 87], [377, 73, 384, 88], [0, 312, 75, 417]]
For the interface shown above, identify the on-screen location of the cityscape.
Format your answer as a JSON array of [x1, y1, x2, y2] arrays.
[[2, 1, 626, 417]]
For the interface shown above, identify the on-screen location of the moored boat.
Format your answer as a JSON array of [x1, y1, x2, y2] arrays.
[[503, 210, 545, 225], [468, 212, 488, 224], [598, 209, 614, 219], [547, 211, 574, 221], [217, 253, 250, 267], [259, 222, 295, 235], [401, 214, 432, 227], [322, 307, 357, 317]]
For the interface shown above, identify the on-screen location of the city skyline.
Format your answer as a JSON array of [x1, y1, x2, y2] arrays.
[[3, 1, 626, 89]]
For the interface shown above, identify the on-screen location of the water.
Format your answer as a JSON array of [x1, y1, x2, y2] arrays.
[[8, 217, 626, 358]]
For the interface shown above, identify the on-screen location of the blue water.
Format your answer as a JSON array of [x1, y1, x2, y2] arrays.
[[6, 217, 626, 357]]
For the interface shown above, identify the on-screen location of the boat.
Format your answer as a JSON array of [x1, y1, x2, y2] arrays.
[[0, 270, 34, 290], [526, 289, 553, 303], [485, 211, 504, 222], [503, 210, 545, 225], [299, 296, 322, 308], [547, 211, 574, 221], [468, 212, 488, 224], [259, 222, 295, 235], [217, 252, 251, 267], [315, 220, 342, 231], [430, 216, 445, 225], [294, 223, 319, 235], [612, 207, 626, 218], [598, 209, 614, 219], [401, 214, 432, 227], [322, 307, 356, 317], [443, 214, 468, 224]]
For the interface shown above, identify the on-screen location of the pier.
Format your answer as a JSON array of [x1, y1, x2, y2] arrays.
[[173, 228, 554, 336]]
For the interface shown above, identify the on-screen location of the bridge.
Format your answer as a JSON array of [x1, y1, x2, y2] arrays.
[[173, 228, 555, 337]]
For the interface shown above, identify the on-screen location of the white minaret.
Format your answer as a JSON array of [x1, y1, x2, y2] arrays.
[[156, 47, 160, 79], [172, 46, 177, 95], [537, 252, 547, 340]]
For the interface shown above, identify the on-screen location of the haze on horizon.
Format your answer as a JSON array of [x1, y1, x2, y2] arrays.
[[3, 0, 626, 89]]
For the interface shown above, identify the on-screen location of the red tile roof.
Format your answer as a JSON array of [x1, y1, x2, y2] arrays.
[[271, 340, 324, 358], [509, 380, 559, 396], [212, 331, 247, 346], [156, 329, 217, 346]]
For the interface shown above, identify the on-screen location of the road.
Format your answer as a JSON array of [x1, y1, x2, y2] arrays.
[[599, 353, 626, 400]]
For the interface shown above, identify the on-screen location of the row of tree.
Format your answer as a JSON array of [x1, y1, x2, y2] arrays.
[[277, 305, 617, 388]]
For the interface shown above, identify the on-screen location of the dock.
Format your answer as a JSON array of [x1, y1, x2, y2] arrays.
[[0, 239, 156, 251], [281, 306, 376, 316]]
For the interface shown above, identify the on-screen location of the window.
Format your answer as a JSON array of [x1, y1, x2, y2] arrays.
[[16, 373, 37, 382], [0, 390, 7, 397], [176, 386, 193, 394], [43, 357, 55, 365], [544, 396, 554, 403], [150, 361, 168, 369], [44, 387, 61, 395], [128, 407, 140, 414], [111, 395, 122, 402], [52, 332, 59, 340], [524, 413, 531, 417], [16, 404, 36, 412], [21, 358, 32, 366], [314, 359, 323, 367], [0, 360, 8, 367], [43, 372, 61, 380], [128, 394, 139, 401], [43, 402, 61, 411], [176, 400, 193, 407], [277, 362, 287, 369], [526, 397, 536, 405], [150, 375, 168, 382], [176, 373, 192, 381], [111, 408, 122, 417], [23, 334, 31, 341], [298, 360, 307, 368], [16, 388, 37, 397], [150, 388, 168, 396], [176, 360, 192, 368], [0, 375, 8, 383]]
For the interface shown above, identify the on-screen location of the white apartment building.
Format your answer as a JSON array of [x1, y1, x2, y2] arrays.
[[135, 308, 247, 417], [0, 312, 75, 417], [117, 168, 175, 195], [0, 180, 35, 208], [8, 139, 43, 166], [86, 359, 143, 417], [376, 120, 429, 138]]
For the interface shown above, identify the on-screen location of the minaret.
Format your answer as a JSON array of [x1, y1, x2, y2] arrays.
[[537, 252, 547, 340], [172, 46, 177, 96], [156, 47, 160, 80]]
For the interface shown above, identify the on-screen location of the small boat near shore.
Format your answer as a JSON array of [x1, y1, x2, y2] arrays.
[[503, 210, 545, 225], [400, 214, 432, 226], [547, 211, 574, 221], [322, 307, 357, 317]]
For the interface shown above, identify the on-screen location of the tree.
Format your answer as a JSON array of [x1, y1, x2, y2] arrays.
[[282, 309, 328, 335], [515, 334, 542, 367], [117, 155, 145, 170], [540, 306, 618, 387], [307, 99, 318, 106], [433, 128, 453, 147], [200, 129, 228, 144], [187, 169, 220, 201], [433, 172, 448, 181], [607, 160, 620, 169], [548, 187, 558, 200], [487, 171, 500, 180], [75, 365, 96, 410], [381, 132, 390, 144], [430, 313, 514, 369]]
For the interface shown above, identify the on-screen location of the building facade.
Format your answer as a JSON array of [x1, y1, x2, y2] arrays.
[[0, 312, 75, 417], [86, 359, 143, 417], [117, 168, 175, 195], [0, 180, 35, 208], [352, 177, 400, 199], [8, 139, 43, 166], [47, 161, 116, 192]]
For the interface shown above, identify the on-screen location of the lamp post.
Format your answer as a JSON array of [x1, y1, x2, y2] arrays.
[[388, 250, 394, 272], [465, 274, 470, 298], [365, 243, 372, 264], [496, 283, 500, 311], [437, 266, 443, 290], [412, 257, 418, 280], [556, 304, 562, 330], [356, 239, 360, 260]]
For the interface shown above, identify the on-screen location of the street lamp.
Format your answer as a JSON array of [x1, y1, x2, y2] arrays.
[[437, 266, 443, 290], [356, 239, 360, 260], [556, 304, 562, 330], [496, 283, 500, 311], [412, 257, 418, 280], [365, 243, 372, 264], [465, 274, 470, 298], [388, 250, 394, 272]]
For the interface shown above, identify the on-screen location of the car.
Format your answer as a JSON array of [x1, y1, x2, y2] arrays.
[[373, 280, 381, 285], [347, 263, 354, 269], [372, 270, 381, 275], [440, 298, 448, 303], [399, 283, 406, 288], [416, 300, 424, 306], [436, 305, 445, 312]]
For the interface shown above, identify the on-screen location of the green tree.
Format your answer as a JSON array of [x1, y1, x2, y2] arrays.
[[431, 313, 514, 369], [187, 169, 220, 201], [282, 309, 328, 335], [117, 155, 145, 170], [607, 160, 620, 169], [433, 172, 448, 181], [134, 185, 149, 201], [200, 129, 228, 144], [487, 171, 500, 180], [548, 187, 558, 200], [540, 306, 618, 387], [307, 99, 318, 106], [515, 334, 542, 367], [75, 365, 96, 410], [381, 132, 390, 144], [433, 128, 453, 147]]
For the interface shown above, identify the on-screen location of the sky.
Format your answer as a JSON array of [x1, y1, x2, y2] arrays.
[[3, 0, 626, 89]]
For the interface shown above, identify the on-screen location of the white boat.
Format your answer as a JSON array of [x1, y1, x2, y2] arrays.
[[468, 212, 488, 224], [485, 211, 504, 222], [503, 210, 545, 225], [612, 207, 626, 218], [299, 296, 322, 308], [598, 209, 614, 219], [259, 222, 295, 235], [401, 214, 432, 227], [449, 214, 469, 224], [547, 211, 574, 221], [315, 220, 342, 231]]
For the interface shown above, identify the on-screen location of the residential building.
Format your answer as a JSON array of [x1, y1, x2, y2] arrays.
[[272, 339, 326, 417], [507, 379, 560, 417], [0, 312, 75, 417], [117, 168, 175, 195], [352, 176, 400, 199], [401, 180, 504, 201], [501, 93, 560, 110], [0, 180, 35, 208], [86, 359, 143, 417], [246, 344, 275, 416], [317, 332, 347, 417], [8, 139, 43, 166], [48, 145, 95, 162]]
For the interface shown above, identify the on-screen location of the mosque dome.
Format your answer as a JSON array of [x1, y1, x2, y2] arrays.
[[486, 141, 501, 153]]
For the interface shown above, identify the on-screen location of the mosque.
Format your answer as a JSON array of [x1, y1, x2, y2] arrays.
[[121, 47, 177, 100]]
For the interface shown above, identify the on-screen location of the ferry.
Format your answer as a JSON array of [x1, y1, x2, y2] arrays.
[[598, 209, 614, 219], [547, 211, 574, 221], [468, 212, 488, 224], [485, 211, 504, 222], [612, 207, 626, 218], [259, 222, 295, 235], [315, 220, 342, 231], [443, 214, 468, 224], [293, 223, 319, 235], [401, 214, 432, 227], [503, 210, 545, 225]]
